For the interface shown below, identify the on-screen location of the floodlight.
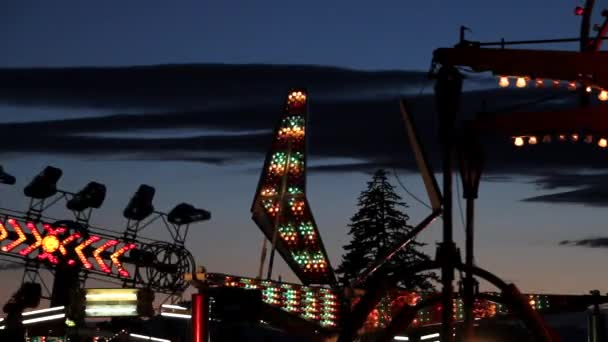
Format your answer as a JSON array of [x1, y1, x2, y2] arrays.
[[167, 203, 211, 225], [67, 182, 106, 211], [24, 166, 62, 199], [123, 185, 155, 221], [0, 166, 15, 185]]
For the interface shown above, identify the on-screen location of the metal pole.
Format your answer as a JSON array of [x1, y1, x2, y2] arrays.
[[353, 210, 441, 286], [266, 140, 292, 279], [192, 291, 209, 342], [476, 36, 608, 47], [463, 197, 475, 340], [588, 290, 605, 342], [435, 66, 461, 342], [579, 0, 595, 108], [257, 237, 267, 279], [440, 143, 455, 342]]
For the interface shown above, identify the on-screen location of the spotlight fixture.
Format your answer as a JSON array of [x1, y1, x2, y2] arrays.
[[24, 166, 62, 199], [123, 185, 155, 221], [67, 182, 106, 212], [0, 166, 16, 185], [168, 203, 211, 225]]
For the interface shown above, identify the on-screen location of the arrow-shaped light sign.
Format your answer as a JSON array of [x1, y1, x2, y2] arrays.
[[93, 240, 119, 273], [2, 219, 26, 252], [0, 217, 137, 278], [0, 222, 7, 242], [111, 243, 136, 277], [19, 222, 43, 256], [75, 236, 101, 269]]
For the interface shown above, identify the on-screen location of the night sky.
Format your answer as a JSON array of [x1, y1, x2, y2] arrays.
[[0, 1, 606, 305]]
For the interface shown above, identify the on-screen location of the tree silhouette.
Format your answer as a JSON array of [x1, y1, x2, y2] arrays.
[[336, 169, 437, 291]]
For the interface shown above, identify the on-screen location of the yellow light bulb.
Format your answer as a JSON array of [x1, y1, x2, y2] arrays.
[[498, 76, 510, 88], [528, 136, 537, 145], [41, 235, 60, 253], [514, 137, 524, 147], [599, 90, 608, 101], [516, 77, 527, 88], [586, 86, 592, 93], [599, 138, 608, 148]]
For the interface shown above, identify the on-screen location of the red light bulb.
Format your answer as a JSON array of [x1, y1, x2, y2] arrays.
[[575, 6, 584, 15]]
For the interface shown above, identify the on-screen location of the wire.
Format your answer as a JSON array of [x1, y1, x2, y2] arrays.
[[389, 81, 435, 210], [454, 170, 466, 233], [392, 168, 432, 210]]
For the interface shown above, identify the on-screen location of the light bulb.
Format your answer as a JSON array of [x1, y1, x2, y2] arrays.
[[552, 80, 561, 88], [571, 134, 579, 142], [535, 79, 544, 88], [498, 76, 509, 88], [586, 86, 592, 93], [528, 136, 538, 145], [559, 134, 566, 141], [568, 81, 577, 91], [516, 77, 527, 88], [599, 138, 608, 148], [599, 90, 608, 101], [514, 137, 524, 147]]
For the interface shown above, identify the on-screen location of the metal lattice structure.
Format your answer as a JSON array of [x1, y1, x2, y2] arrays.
[[0, 173, 201, 305]]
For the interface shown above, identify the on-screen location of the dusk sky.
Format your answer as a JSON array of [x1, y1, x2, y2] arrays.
[[0, 1, 607, 305]]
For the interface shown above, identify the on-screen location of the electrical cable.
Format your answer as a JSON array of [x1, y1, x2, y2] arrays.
[[390, 80, 434, 211], [454, 171, 467, 234], [392, 168, 432, 210]]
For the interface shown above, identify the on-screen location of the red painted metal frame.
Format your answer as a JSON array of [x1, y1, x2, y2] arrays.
[[434, 47, 608, 89]]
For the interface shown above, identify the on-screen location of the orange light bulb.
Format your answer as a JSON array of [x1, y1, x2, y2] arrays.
[[498, 76, 509, 88]]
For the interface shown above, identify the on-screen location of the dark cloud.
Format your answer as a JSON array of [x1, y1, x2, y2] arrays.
[[4, 63, 608, 197], [522, 172, 608, 206], [115, 153, 234, 165], [523, 186, 608, 207], [0, 64, 429, 110], [560, 238, 608, 248]]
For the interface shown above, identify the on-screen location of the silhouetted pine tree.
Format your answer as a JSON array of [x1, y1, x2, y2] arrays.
[[336, 169, 437, 291]]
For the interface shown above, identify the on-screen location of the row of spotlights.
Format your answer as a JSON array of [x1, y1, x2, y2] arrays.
[[498, 76, 608, 101], [16, 166, 211, 224], [513, 134, 608, 148]]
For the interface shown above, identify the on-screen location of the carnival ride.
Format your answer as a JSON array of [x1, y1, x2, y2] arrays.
[[220, 2, 608, 341], [3, 2, 608, 341]]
